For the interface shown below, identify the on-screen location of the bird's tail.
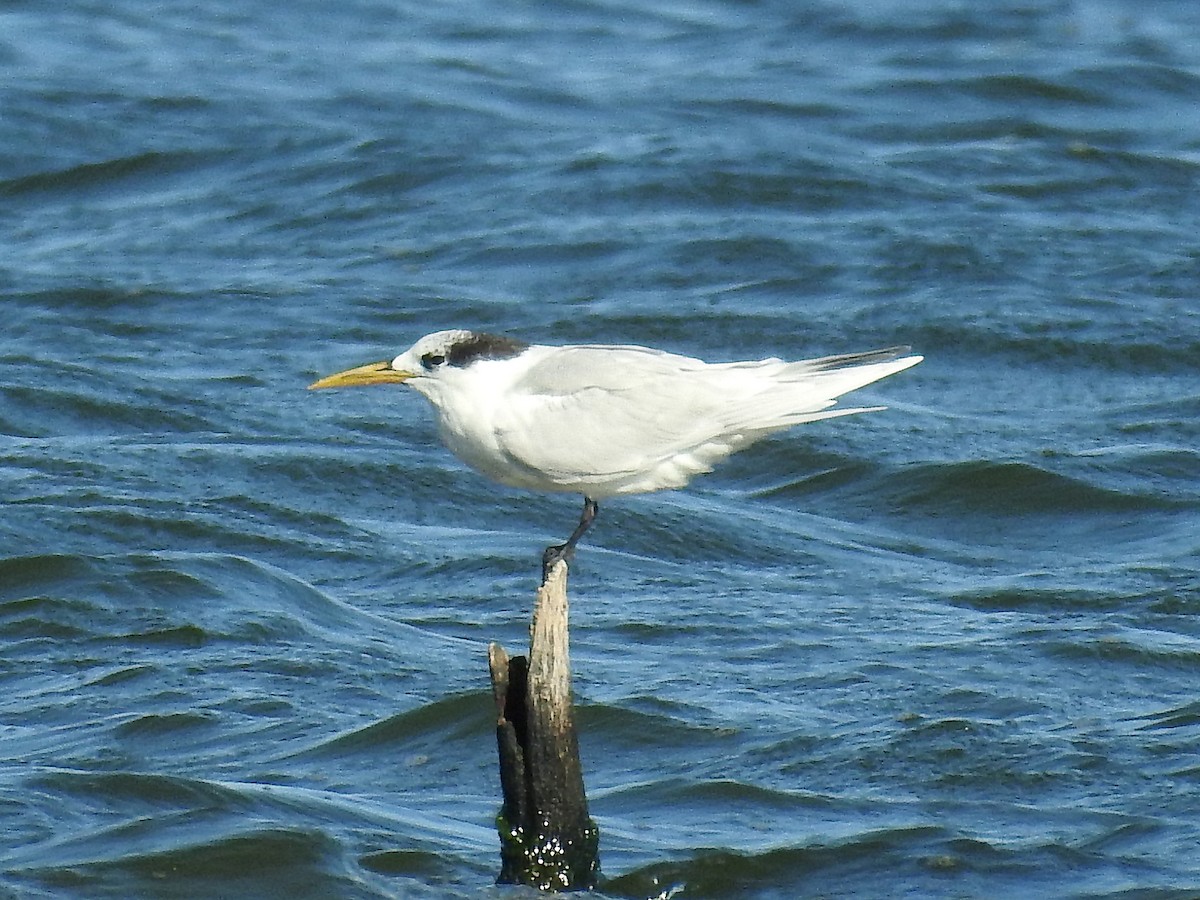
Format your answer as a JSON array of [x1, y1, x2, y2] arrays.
[[767, 346, 923, 427], [802, 345, 917, 371], [790, 346, 921, 393]]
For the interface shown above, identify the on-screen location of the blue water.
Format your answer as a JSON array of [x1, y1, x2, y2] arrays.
[[3, 1, 1200, 897]]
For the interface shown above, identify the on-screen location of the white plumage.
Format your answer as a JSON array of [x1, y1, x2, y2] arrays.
[[310, 329, 922, 566]]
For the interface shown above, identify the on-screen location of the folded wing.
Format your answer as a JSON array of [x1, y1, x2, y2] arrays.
[[492, 344, 920, 497]]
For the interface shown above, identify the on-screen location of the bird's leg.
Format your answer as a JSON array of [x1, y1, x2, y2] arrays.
[[542, 496, 599, 580]]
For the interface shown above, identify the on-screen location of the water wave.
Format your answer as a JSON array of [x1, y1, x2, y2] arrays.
[[5, 0, 1200, 896], [0, 149, 220, 201]]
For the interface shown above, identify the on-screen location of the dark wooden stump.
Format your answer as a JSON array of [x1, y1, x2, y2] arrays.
[[488, 559, 599, 891]]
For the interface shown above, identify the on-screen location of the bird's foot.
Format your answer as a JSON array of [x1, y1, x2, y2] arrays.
[[541, 497, 596, 583], [541, 543, 572, 583]]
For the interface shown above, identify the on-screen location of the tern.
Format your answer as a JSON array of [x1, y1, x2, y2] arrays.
[[310, 330, 921, 572]]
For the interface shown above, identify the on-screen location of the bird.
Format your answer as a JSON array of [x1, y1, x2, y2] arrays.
[[309, 329, 922, 575]]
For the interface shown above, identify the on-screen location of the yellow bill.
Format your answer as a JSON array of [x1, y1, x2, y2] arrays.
[[308, 361, 413, 390]]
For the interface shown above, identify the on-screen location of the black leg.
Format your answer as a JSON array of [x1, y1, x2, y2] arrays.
[[542, 496, 599, 580]]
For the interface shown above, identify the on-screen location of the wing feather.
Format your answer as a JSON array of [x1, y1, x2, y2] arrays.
[[489, 344, 921, 496], [494, 347, 723, 486]]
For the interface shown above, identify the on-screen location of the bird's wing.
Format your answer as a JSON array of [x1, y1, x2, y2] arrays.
[[490, 346, 796, 492], [491, 344, 921, 495]]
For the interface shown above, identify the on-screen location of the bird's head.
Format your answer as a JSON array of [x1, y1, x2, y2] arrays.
[[308, 329, 529, 391]]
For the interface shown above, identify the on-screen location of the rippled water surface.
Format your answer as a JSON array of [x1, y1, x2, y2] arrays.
[[3, 1, 1200, 897]]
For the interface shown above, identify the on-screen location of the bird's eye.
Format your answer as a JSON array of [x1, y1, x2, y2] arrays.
[[420, 352, 446, 370]]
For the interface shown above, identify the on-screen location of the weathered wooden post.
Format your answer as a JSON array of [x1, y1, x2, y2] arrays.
[[487, 559, 599, 891]]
